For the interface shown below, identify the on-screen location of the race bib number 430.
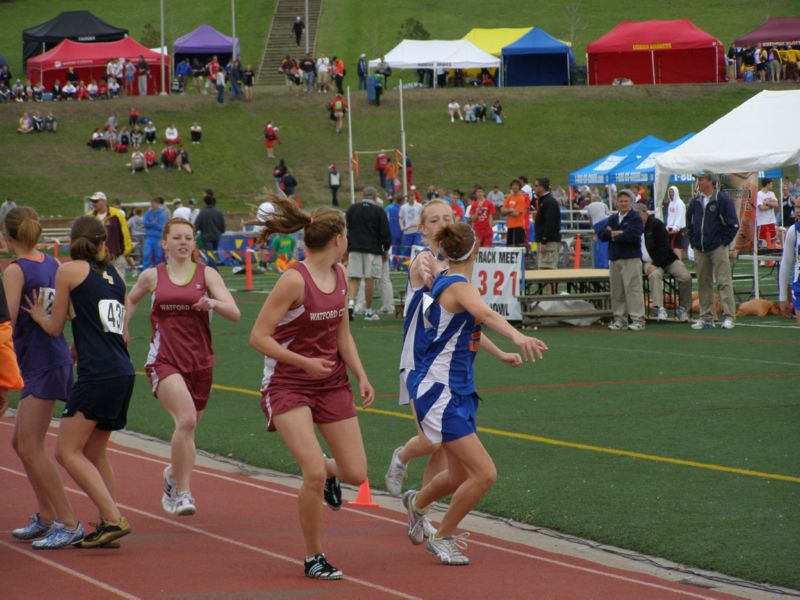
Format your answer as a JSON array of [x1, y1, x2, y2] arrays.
[[98, 299, 125, 335]]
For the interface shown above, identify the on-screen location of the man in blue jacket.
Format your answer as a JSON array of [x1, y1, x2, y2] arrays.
[[143, 197, 167, 268], [686, 171, 739, 329], [598, 189, 645, 330]]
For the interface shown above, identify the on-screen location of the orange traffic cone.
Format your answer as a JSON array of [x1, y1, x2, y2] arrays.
[[347, 479, 379, 508], [573, 234, 582, 269]]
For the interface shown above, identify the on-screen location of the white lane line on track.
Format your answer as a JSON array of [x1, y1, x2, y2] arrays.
[[1, 422, 723, 598], [0, 539, 142, 600], [0, 465, 420, 600]]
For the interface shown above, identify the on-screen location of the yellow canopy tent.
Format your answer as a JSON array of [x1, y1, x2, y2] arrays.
[[462, 28, 533, 57]]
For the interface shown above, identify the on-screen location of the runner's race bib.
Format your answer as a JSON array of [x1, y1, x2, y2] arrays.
[[98, 299, 125, 335]]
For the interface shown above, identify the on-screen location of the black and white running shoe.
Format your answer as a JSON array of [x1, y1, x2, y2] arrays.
[[304, 553, 343, 580], [323, 476, 342, 510]]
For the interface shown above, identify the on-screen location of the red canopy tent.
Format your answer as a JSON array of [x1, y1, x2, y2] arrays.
[[587, 20, 726, 85], [26, 37, 169, 95], [734, 17, 800, 47]]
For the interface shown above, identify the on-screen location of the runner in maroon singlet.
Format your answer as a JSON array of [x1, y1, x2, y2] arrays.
[[125, 218, 240, 516], [250, 196, 375, 581]]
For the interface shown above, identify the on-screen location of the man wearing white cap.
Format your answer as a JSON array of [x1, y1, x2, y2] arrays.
[[86, 191, 132, 280]]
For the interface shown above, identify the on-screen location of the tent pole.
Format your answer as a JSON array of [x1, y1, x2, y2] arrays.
[[433, 62, 437, 88], [585, 53, 589, 85], [753, 199, 760, 299], [650, 50, 656, 84], [400, 79, 408, 201], [347, 86, 355, 205], [566, 53, 569, 85], [159, 0, 166, 95]]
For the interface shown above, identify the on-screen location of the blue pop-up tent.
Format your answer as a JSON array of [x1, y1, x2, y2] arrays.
[[501, 27, 575, 86], [569, 135, 667, 186]]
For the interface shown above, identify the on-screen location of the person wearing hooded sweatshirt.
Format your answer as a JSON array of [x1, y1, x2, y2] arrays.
[[665, 185, 687, 260]]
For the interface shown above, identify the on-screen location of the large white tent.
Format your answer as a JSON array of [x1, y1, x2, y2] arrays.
[[655, 90, 800, 206], [369, 40, 500, 86]]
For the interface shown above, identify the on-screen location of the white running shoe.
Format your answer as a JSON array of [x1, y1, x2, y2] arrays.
[[385, 447, 408, 497], [721, 318, 735, 329], [364, 310, 380, 321], [656, 307, 668, 322], [422, 517, 438, 539], [691, 319, 714, 330], [426, 532, 470, 565], [677, 307, 689, 322], [12, 513, 51, 540], [402, 490, 426, 545], [607, 320, 625, 330], [162, 465, 177, 515], [627, 321, 645, 331], [174, 491, 197, 516]]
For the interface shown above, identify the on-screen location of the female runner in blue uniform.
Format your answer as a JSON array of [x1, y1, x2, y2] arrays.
[[402, 222, 548, 565], [26, 216, 135, 548]]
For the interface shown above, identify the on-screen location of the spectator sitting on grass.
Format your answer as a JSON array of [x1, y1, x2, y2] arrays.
[[106, 113, 118, 132], [87, 79, 99, 99], [128, 106, 140, 127], [190, 122, 202, 144], [1, 82, 12, 103], [130, 148, 149, 174], [165, 123, 180, 144], [448, 100, 463, 122], [144, 121, 157, 144], [50, 80, 62, 100], [118, 127, 131, 148], [463, 100, 476, 123], [490, 99, 503, 124], [160, 144, 178, 169], [144, 147, 157, 168], [44, 112, 57, 133], [75, 81, 90, 101], [88, 128, 107, 149], [97, 79, 108, 99], [62, 80, 76, 100], [108, 77, 120, 97], [474, 98, 487, 122], [31, 112, 44, 132], [17, 112, 33, 134], [130, 125, 143, 148], [11, 79, 24, 101], [177, 146, 193, 174], [32, 82, 44, 102]]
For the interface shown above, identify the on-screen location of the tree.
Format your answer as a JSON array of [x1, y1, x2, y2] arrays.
[[398, 18, 430, 41], [141, 22, 161, 49]]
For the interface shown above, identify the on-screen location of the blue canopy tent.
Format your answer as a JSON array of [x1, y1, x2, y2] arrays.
[[569, 135, 667, 186], [501, 27, 575, 86]]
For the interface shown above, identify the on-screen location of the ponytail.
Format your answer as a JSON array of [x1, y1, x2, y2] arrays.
[[256, 193, 345, 251], [69, 215, 110, 269], [4, 207, 42, 250]]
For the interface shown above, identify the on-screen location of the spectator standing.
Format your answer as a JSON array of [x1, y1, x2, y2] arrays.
[[756, 178, 779, 247], [195, 191, 226, 270], [0, 196, 17, 229], [598, 189, 645, 331], [137, 56, 150, 96], [328, 164, 341, 206], [487, 185, 505, 210], [399, 194, 424, 264], [175, 58, 191, 92], [292, 16, 305, 47], [188, 198, 200, 225], [127, 207, 145, 267], [264, 121, 281, 159], [299, 54, 316, 94], [124, 60, 136, 95], [533, 178, 561, 268], [468, 186, 496, 247], [191, 59, 205, 94], [386, 195, 403, 269], [778, 205, 800, 324], [502, 179, 529, 248], [584, 195, 610, 268], [0, 64, 11, 89], [242, 64, 255, 102], [637, 204, 691, 322], [86, 191, 132, 279], [215, 69, 226, 105], [357, 54, 368, 90], [228, 59, 244, 101], [282, 169, 298, 197], [333, 56, 345, 95], [345, 186, 392, 321], [375, 152, 389, 189], [316, 54, 331, 93], [665, 185, 687, 260], [172, 199, 192, 221], [328, 93, 347, 134], [686, 171, 739, 330], [143, 198, 166, 268]]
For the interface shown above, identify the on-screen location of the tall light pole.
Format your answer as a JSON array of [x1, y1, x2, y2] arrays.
[[159, 0, 166, 95], [231, 0, 237, 58], [305, 0, 309, 55]]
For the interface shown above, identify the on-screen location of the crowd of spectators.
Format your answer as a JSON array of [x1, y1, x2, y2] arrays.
[[727, 43, 800, 82], [16, 111, 57, 134]]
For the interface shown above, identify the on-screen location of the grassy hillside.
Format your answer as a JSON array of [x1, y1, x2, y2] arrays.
[[0, 0, 273, 74], [316, 0, 799, 72], [1, 82, 797, 218]]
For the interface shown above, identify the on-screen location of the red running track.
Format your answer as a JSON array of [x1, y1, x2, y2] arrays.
[[0, 418, 744, 600]]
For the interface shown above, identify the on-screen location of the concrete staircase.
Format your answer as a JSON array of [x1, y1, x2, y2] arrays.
[[258, 0, 322, 85]]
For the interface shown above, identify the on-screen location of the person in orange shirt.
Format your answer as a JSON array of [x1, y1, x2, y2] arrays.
[[333, 56, 346, 94], [502, 179, 529, 248], [384, 161, 396, 199]]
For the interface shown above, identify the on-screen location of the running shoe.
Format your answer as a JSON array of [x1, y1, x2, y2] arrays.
[[627, 322, 645, 331], [323, 476, 342, 510], [691, 319, 715, 330], [422, 517, 438, 540], [656, 307, 668, 322], [677, 307, 689, 322], [76, 516, 131, 548], [384, 447, 408, 497], [162, 465, 177, 515], [174, 491, 197, 516], [12, 513, 51, 540], [31, 521, 84, 550], [304, 553, 343, 580], [426, 532, 470, 565], [607, 320, 625, 331], [721, 318, 735, 329], [364, 310, 380, 321], [402, 490, 426, 545]]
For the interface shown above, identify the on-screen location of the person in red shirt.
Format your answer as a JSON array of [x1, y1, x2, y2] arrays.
[[126, 218, 240, 516], [468, 185, 496, 247], [375, 152, 389, 189], [250, 196, 375, 580], [160, 145, 178, 169], [502, 178, 530, 248], [328, 94, 347, 134], [264, 120, 281, 159], [144, 148, 157, 167]]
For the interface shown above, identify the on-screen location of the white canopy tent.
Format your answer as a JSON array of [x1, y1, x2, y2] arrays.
[[655, 90, 800, 298], [655, 90, 800, 206], [369, 40, 501, 87]]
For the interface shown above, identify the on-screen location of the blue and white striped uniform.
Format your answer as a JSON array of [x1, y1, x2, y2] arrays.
[[408, 273, 481, 443], [398, 248, 433, 405]]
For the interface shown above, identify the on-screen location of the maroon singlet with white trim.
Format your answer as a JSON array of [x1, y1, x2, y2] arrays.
[[261, 262, 347, 390], [147, 263, 214, 372]]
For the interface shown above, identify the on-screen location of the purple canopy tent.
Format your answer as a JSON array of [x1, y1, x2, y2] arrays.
[[173, 24, 239, 64], [734, 17, 800, 47]]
